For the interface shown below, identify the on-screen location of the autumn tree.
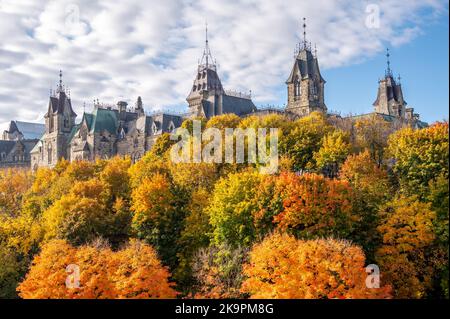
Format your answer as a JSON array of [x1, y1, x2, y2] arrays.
[[375, 196, 436, 298], [340, 150, 391, 260], [270, 172, 358, 239], [192, 244, 249, 299], [279, 112, 332, 171], [314, 129, 351, 177], [387, 122, 449, 199], [131, 173, 188, 270], [0, 244, 22, 298], [111, 239, 177, 298], [150, 133, 177, 157], [175, 188, 212, 291], [428, 174, 449, 297], [0, 168, 33, 217], [353, 114, 398, 166], [207, 171, 264, 248], [241, 233, 391, 299], [206, 113, 241, 130], [17, 239, 177, 299], [43, 177, 132, 246]]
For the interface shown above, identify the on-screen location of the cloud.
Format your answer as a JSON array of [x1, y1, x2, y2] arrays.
[[0, 0, 447, 129]]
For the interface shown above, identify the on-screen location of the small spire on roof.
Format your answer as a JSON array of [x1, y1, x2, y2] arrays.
[[303, 18, 307, 47], [57, 70, 63, 93], [385, 48, 392, 76]]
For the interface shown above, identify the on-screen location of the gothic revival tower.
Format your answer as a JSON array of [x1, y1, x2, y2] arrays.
[[286, 18, 326, 117], [187, 24, 225, 118], [373, 49, 409, 118], [38, 71, 77, 167]]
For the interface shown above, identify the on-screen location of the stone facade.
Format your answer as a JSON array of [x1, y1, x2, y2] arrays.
[[285, 43, 326, 117], [10, 29, 425, 170]]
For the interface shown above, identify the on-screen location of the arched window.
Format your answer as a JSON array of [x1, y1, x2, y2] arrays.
[[49, 116, 54, 132], [193, 85, 197, 92], [152, 122, 158, 135], [294, 76, 301, 97], [47, 145, 52, 164]]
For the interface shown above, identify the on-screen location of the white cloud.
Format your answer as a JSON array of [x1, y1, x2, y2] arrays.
[[0, 0, 447, 129]]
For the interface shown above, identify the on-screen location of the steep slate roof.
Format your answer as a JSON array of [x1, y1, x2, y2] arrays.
[[15, 121, 45, 140], [0, 140, 16, 155], [222, 94, 257, 116], [46, 91, 77, 117], [286, 49, 325, 83], [373, 75, 406, 106]]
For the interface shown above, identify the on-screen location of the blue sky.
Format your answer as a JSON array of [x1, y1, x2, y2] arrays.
[[0, 0, 448, 129], [324, 15, 449, 123]]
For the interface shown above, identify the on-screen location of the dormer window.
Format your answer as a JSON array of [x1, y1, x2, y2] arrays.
[[168, 121, 175, 133], [152, 122, 158, 135]]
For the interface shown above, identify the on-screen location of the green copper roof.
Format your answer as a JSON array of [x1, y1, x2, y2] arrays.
[[91, 108, 118, 134]]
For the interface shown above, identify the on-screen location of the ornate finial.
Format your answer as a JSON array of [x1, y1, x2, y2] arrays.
[[386, 48, 392, 76], [397, 74, 401, 84], [302, 17, 307, 48], [314, 43, 317, 57], [56, 70, 63, 93], [83, 102, 86, 112]]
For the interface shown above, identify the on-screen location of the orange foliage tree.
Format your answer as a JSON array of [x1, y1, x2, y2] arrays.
[[270, 172, 358, 239], [17, 239, 177, 299], [241, 233, 391, 299]]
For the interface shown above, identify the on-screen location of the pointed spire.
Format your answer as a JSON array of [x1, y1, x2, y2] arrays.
[[205, 21, 209, 67], [386, 48, 392, 76], [199, 21, 216, 70]]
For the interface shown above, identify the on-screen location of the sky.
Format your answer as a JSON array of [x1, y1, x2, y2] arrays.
[[0, 0, 448, 131]]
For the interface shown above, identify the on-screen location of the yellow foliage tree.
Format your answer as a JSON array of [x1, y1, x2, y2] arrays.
[[375, 196, 436, 298]]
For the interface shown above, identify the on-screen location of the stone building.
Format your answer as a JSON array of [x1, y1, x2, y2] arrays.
[[285, 41, 326, 116], [16, 21, 426, 170], [346, 49, 427, 128], [30, 26, 258, 169], [186, 25, 256, 118], [0, 121, 45, 168]]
